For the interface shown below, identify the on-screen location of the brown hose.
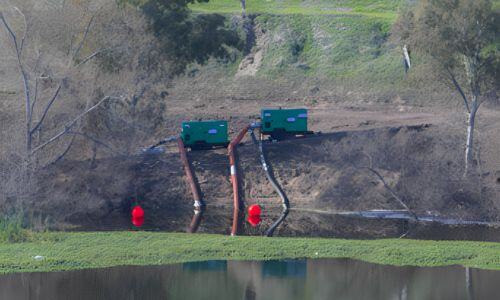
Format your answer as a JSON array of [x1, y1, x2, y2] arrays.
[[177, 138, 203, 233], [228, 125, 251, 236]]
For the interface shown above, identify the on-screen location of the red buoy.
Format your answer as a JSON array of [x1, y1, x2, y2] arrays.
[[132, 217, 144, 227], [247, 215, 261, 227], [132, 205, 144, 218], [248, 204, 262, 217]]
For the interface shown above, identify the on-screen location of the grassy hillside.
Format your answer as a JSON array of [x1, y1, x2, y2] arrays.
[[172, 0, 498, 104], [254, 14, 400, 83], [176, 0, 429, 102]]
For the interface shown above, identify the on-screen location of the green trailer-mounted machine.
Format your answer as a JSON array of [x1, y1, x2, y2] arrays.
[[260, 107, 311, 140], [181, 120, 229, 149]]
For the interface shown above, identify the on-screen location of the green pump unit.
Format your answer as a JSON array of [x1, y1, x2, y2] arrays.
[[260, 108, 309, 138], [181, 120, 229, 149]]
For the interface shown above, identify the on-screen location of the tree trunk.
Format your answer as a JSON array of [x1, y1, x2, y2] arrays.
[[465, 99, 478, 174], [241, 0, 246, 17]]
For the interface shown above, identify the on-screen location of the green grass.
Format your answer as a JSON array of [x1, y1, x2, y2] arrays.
[[189, 0, 498, 94], [191, 0, 402, 20], [0, 214, 31, 243], [186, 0, 407, 88], [0, 232, 499, 274], [254, 14, 401, 83], [191, 0, 500, 17]]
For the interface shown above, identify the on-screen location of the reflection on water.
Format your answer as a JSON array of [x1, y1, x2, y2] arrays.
[[262, 259, 306, 278], [1, 258, 499, 300]]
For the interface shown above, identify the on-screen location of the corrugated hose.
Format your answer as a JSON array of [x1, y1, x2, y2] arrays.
[[250, 129, 290, 237]]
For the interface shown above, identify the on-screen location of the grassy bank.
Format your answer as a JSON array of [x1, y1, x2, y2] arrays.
[[0, 232, 499, 274], [183, 0, 418, 98], [178, 0, 498, 105], [191, 0, 401, 20], [253, 14, 400, 83]]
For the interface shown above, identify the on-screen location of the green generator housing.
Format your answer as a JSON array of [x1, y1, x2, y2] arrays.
[[181, 120, 229, 149], [261, 108, 308, 136]]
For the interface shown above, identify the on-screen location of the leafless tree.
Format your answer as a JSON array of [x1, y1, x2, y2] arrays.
[[0, 2, 122, 167]]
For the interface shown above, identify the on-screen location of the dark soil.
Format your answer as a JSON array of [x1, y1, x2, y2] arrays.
[[24, 120, 500, 240]]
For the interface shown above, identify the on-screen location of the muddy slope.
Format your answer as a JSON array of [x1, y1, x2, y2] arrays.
[[23, 123, 499, 237]]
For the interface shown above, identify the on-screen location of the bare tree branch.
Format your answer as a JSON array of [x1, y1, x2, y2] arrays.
[[67, 131, 126, 155], [29, 52, 43, 118], [31, 96, 120, 154], [74, 47, 115, 69], [476, 93, 491, 108], [446, 67, 470, 113], [30, 84, 62, 134], [30, 77, 39, 120], [355, 152, 417, 220], [48, 134, 76, 166], [1, 10, 32, 152], [30, 46, 110, 135], [73, 12, 97, 60], [367, 167, 415, 217], [0, 12, 17, 46], [12, 7, 27, 53]]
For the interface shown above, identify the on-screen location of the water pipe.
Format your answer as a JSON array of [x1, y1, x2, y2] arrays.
[[250, 129, 290, 237], [142, 135, 179, 153], [228, 124, 253, 236], [177, 138, 204, 233]]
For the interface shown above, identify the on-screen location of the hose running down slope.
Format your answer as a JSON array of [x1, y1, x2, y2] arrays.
[[250, 130, 290, 237]]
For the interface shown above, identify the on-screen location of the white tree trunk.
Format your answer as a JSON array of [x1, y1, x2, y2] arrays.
[[403, 44, 411, 72], [241, 0, 246, 17], [465, 99, 478, 174]]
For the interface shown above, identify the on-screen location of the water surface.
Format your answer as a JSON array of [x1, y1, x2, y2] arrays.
[[1, 258, 499, 300]]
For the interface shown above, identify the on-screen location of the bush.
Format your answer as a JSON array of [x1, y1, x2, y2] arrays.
[[0, 214, 30, 243]]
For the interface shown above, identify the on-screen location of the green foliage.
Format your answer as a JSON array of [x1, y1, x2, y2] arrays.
[[253, 14, 400, 86], [188, 0, 500, 95], [398, 0, 499, 92], [133, 0, 243, 74], [190, 0, 403, 19], [0, 232, 499, 274], [0, 213, 58, 245], [410, 0, 497, 60], [0, 214, 29, 244], [481, 39, 500, 91]]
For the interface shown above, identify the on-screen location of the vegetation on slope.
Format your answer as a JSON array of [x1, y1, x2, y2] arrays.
[[254, 14, 400, 83], [181, 0, 420, 95], [183, 0, 499, 101], [0, 215, 30, 244], [191, 0, 402, 19], [0, 232, 499, 274]]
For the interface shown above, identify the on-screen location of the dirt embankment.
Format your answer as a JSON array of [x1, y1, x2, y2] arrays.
[[23, 118, 500, 238]]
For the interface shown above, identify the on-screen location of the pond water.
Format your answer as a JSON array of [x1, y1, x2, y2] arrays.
[[1, 258, 499, 300]]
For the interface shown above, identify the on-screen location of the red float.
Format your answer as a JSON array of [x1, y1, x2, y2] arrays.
[[247, 215, 261, 227], [132, 217, 144, 227], [248, 204, 262, 217], [132, 205, 144, 218]]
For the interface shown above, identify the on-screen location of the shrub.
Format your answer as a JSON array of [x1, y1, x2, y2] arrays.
[[0, 214, 30, 243]]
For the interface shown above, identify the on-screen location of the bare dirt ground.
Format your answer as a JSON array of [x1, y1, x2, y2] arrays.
[[2, 46, 499, 237], [1, 0, 498, 240], [16, 102, 499, 239]]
